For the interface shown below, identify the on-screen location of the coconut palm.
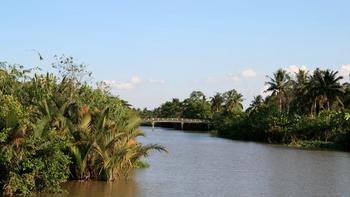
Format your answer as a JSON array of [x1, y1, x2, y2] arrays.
[[210, 93, 224, 112], [291, 69, 310, 114], [223, 89, 245, 112], [313, 69, 344, 111], [246, 95, 264, 114], [264, 69, 291, 114], [304, 70, 321, 115]]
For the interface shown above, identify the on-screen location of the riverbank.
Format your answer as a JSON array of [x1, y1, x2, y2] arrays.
[[287, 140, 343, 149], [211, 129, 345, 150], [212, 110, 350, 151]]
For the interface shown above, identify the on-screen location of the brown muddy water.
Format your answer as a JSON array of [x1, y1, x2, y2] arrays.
[[26, 126, 350, 196]]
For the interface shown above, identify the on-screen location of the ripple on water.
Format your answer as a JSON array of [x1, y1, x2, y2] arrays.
[[25, 126, 350, 197]]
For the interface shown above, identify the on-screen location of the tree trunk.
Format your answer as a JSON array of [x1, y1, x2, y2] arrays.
[[327, 100, 330, 111], [279, 98, 282, 114], [314, 98, 317, 116]]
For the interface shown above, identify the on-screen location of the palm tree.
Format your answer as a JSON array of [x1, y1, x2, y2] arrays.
[[95, 108, 168, 181], [313, 69, 344, 111], [264, 69, 291, 114], [210, 93, 224, 112], [223, 90, 245, 111], [304, 70, 322, 115], [342, 75, 350, 109], [66, 106, 169, 181], [292, 69, 310, 114], [246, 95, 264, 114]]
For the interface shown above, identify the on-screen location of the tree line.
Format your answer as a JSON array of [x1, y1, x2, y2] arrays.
[[0, 56, 168, 195], [137, 68, 350, 150]]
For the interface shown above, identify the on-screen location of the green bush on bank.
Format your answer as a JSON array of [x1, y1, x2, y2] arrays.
[[212, 109, 350, 151], [210, 130, 218, 135], [132, 160, 150, 169], [289, 140, 342, 149], [0, 60, 168, 195]]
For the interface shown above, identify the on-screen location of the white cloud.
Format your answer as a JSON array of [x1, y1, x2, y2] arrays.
[[241, 68, 260, 78], [192, 72, 242, 85], [104, 80, 134, 90], [130, 76, 143, 84], [225, 72, 242, 85], [149, 79, 165, 84], [338, 64, 350, 80], [206, 77, 222, 83], [260, 85, 270, 97], [227, 71, 240, 77], [224, 76, 242, 84], [284, 65, 307, 74]]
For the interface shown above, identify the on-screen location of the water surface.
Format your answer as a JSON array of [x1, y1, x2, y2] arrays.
[[30, 126, 350, 196]]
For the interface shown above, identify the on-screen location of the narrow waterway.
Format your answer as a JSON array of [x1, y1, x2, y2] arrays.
[[32, 126, 350, 197]]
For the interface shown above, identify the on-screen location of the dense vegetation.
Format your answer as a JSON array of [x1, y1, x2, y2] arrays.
[[137, 68, 350, 150], [0, 56, 168, 195]]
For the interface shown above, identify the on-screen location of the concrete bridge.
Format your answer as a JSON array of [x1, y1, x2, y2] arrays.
[[141, 118, 210, 131]]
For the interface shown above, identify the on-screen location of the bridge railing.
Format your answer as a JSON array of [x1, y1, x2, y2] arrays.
[[141, 118, 210, 124]]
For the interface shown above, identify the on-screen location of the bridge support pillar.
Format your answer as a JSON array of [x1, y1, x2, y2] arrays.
[[181, 121, 184, 131], [152, 121, 155, 131]]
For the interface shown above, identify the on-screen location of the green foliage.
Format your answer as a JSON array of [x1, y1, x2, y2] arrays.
[[76, 83, 126, 120], [182, 95, 211, 119], [264, 69, 291, 114], [212, 98, 350, 151], [2, 130, 71, 195], [290, 140, 341, 149], [0, 59, 168, 195], [138, 108, 153, 119], [139, 67, 350, 151], [210, 130, 218, 135], [144, 89, 246, 130], [0, 89, 71, 195], [132, 160, 150, 169], [52, 55, 92, 87], [205, 68, 350, 151]]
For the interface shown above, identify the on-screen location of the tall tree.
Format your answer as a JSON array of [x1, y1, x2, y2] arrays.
[[246, 95, 264, 114], [210, 92, 224, 112], [264, 69, 291, 114], [222, 89, 245, 114], [314, 69, 344, 111], [291, 69, 310, 114], [189, 91, 205, 101], [183, 91, 211, 119], [305, 69, 322, 115], [52, 55, 93, 102]]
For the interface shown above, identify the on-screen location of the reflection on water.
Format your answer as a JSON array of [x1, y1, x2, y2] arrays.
[[27, 126, 350, 197], [24, 179, 139, 197]]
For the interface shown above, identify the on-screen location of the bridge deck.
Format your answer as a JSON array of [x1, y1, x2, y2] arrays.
[[141, 118, 210, 124]]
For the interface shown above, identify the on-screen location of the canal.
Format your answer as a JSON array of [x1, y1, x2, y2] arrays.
[[31, 126, 350, 196]]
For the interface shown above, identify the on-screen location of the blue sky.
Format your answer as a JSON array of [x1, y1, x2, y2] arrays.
[[1, 0, 350, 110]]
